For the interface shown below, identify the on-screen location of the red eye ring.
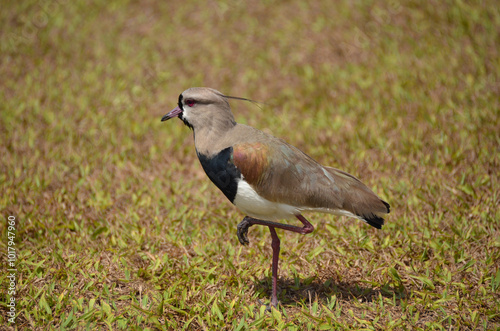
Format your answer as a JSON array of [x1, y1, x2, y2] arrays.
[[185, 99, 196, 107]]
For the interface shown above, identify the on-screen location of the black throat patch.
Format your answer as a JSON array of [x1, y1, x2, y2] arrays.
[[177, 93, 193, 129], [197, 147, 241, 203], [178, 93, 183, 109]]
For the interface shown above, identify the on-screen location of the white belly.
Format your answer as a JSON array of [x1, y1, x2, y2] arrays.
[[233, 180, 361, 222], [233, 180, 298, 220]]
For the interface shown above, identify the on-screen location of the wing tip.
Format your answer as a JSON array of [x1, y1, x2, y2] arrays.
[[382, 200, 391, 213]]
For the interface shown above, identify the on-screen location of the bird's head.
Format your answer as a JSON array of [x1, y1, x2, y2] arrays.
[[161, 87, 237, 131]]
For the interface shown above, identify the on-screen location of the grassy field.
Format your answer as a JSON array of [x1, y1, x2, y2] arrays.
[[1, 0, 499, 329]]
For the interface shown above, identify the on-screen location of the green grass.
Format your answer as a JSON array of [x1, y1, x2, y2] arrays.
[[1, 0, 499, 329]]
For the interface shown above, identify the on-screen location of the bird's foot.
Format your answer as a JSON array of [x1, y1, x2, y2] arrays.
[[257, 299, 279, 312], [237, 217, 253, 245]]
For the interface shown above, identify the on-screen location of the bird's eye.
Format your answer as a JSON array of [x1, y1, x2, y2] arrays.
[[185, 99, 196, 107]]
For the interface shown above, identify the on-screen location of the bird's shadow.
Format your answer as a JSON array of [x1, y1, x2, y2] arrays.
[[253, 275, 406, 308]]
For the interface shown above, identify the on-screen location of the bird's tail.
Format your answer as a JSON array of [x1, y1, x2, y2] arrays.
[[324, 167, 390, 229]]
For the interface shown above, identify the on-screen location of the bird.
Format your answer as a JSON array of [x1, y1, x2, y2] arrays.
[[161, 87, 390, 309]]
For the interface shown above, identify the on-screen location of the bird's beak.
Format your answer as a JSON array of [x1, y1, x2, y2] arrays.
[[161, 106, 182, 122]]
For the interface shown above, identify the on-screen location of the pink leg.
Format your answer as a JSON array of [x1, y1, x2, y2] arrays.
[[269, 226, 280, 308], [237, 214, 314, 245], [237, 214, 314, 308]]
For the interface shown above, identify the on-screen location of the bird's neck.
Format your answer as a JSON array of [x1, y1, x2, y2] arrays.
[[193, 120, 237, 155]]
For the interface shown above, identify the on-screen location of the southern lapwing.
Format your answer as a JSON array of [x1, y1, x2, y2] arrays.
[[161, 87, 390, 308]]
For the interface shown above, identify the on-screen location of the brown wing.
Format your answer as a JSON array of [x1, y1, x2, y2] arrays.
[[231, 138, 389, 227], [231, 140, 343, 207]]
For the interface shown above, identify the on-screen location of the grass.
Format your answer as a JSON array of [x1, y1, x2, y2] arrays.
[[1, 0, 499, 329]]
